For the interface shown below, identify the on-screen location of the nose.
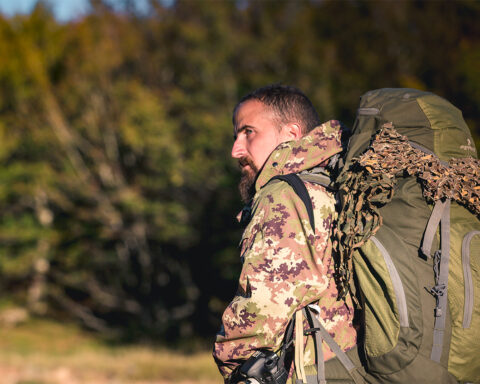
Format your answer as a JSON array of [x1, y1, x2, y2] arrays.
[[231, 137, 245, 159]]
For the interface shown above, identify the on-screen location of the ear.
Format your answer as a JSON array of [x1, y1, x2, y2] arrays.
[[282, 123, 302, 140]]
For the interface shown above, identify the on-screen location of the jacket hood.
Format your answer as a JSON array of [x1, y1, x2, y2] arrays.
[[255, 120, 344, 191]]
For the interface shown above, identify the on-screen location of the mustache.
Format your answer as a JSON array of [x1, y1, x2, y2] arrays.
[[238, 156, 256, 170]]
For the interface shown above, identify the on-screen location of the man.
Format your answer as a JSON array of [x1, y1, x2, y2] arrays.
[[213, 85, 357, 383]]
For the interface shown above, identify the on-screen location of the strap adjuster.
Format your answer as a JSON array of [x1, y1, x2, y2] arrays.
[[303, 327, 321, 336]]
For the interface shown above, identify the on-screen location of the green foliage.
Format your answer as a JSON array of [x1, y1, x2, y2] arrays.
[[0, 0, 478, 342]]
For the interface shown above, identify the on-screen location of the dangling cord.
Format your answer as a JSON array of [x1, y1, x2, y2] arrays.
[[429, 250, 446, 317]]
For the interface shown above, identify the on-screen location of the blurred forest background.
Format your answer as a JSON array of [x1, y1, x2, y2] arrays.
[[0, 0, 479, 357]]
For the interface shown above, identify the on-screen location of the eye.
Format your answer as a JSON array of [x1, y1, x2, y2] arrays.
[[245, 128, 253, 136]]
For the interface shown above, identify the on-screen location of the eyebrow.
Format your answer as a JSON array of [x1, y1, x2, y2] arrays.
[[233, 124, 253, 140]]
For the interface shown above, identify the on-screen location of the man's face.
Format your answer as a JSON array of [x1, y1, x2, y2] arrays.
[[231, 100, 294, 202]]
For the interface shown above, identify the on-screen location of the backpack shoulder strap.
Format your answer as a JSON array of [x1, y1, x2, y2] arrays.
[[297, 173, 333, 189], [267, 171, 335, 233], [269, 173, 316, 232]]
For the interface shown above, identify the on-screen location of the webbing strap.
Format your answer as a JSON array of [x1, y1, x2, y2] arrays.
[[431, 200, 451, 362], [297, 174, 333, 190], [421, 200, 448, 258], [303, 306, 360, 383], [270, 174, 315, 232], [303, 307, 326, 384]]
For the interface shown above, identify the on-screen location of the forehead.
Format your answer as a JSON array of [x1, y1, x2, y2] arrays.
[[234, 100, 277, 131]]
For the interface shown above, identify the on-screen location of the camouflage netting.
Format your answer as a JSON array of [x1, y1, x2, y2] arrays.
[[334, 123, 480, 302]]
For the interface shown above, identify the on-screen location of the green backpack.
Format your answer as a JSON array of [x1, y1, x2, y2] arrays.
[[290, 88, 480, 384]]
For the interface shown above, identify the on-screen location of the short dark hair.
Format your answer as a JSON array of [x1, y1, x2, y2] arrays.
[[233, 84, 321, 134]]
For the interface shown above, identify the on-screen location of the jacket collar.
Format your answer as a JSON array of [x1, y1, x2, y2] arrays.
[[255, 120, 344, 191]]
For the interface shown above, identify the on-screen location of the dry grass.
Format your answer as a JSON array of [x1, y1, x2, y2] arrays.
[[0, 319, 223, 384]]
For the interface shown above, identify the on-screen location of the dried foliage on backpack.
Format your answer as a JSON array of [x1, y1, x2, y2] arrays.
[[334, 123, 480, 302]]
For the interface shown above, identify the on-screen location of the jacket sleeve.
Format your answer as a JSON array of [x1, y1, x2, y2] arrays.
[[213, 182, 338, 381]]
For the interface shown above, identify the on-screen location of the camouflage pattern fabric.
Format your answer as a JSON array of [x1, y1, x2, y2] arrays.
[[214, 121, 357, 382], [334, 122, 480, 303]]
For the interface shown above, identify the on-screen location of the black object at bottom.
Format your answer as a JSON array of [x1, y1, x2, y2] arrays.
[[239, 350, 289, 384]]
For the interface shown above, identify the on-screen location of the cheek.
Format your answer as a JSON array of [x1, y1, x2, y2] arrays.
[[251, 140, 278, 168]]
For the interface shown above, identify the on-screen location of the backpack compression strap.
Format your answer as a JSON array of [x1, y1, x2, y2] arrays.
[[300, 305, 362, 384], [420, 198, 452, 363]]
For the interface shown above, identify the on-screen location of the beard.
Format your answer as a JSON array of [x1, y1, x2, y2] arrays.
[[238, 156, 258, 204]]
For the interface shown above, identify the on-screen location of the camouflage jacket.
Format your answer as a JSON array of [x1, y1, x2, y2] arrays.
[[213, 121, 357, 382]]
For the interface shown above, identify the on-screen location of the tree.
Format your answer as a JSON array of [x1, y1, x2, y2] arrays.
[[0, 0, 478, 343]]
